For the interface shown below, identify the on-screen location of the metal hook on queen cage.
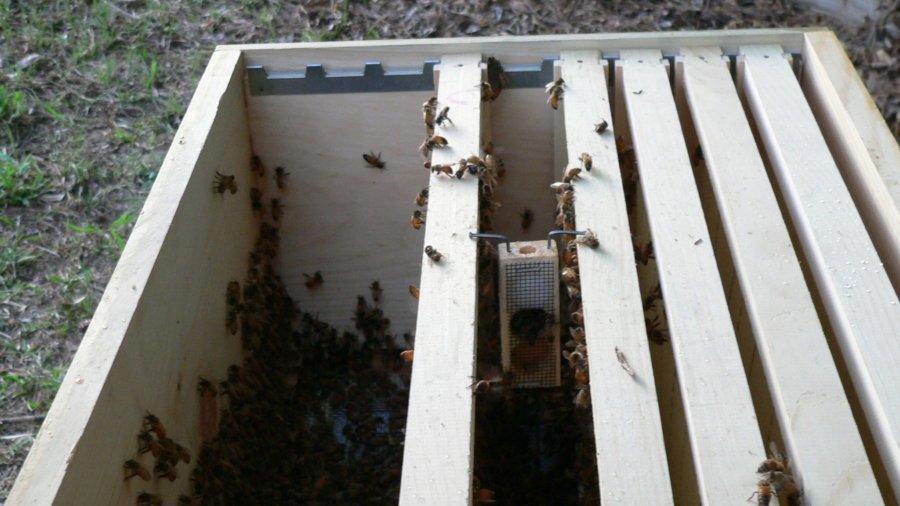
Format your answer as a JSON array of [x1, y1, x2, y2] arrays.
[[547, 229, 587, 248], [468, 232, 511, 253]]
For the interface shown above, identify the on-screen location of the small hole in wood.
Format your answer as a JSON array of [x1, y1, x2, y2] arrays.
[[638, 59, 644, 63], [519, 245, 537, 254], [577, 60, 583, 63], [764, 55, 770, 59], [457, 63, 464, 67]]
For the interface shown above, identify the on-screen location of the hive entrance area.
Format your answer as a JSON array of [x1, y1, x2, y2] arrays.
[[8, 30, 900, 506]]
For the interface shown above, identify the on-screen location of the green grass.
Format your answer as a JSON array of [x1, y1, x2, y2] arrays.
[[0, 154, 46, 208]]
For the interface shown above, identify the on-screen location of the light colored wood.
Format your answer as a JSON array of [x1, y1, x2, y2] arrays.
[[8, 50, 251, 504], [247, 91, 433, 336], [800, 32, 900, 286], [223, 29, 811, 72], [399, 53, 482, 506], [619, 48, 764, 503], [559, 49, 673, 504], [741, 44, 900, 496], [680, 46, 882, 503]]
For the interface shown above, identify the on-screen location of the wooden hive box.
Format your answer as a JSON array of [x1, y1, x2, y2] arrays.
[[9, 28, 900, 505]]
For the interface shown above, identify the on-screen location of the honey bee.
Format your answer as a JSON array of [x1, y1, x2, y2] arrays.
[[137, 431, 162, 457], [197, 377, 218, 397], [468, 379, 495, 396], [560, 267, 579, 287], [747, 479, 773, 505], [410, 210, 426, 230], [615, 346, 636, 376], [646, 316, 669, 345], [520, 208, 534, 230], [153, 460, 177, 481], [431, 164, 454, 177], [550, 181, 573, 193], [274, 166, 289, 189], [303, 270, 324, 290], [545, 77, 565, 109], [136, 493, 163, 506], [455, 162, 467, 180], [435, 106, 452, 126], [250, 155, 265, 176], [570, 326, 586, 342], [123, 459, 150, 481], [370, 280, 383, 305], [419, 135, 448, 157], [409, 284, 420, 299], [563, 349, 584, 369], [423, 97, 437, 132], [477, 81, 494, 102], [571, 309, 584, 325], [415, 187, 429, 207], [758, 443, 791, 474], [400, 350, 414, 363], [270, 198, 284, 221], [556, 189, 575, 211], [563, 166, 582, 183], [175, 442, 191, 464], [250, 187, 263, 212], [363, 150, 385, 169], [633, 237, 655, 265], [482, 140, 494, 155], [595, 119, 609, 134], [475, 487, 497, 503], [767, 471, 802, 505], [575, 229, 599, 249], [486, 56, 508, 100], [574, 387, 590, 408], [213, 171, 237, 195], [643, 284, 662, 311], [424, 245, 443, 262], [142, 411, 166, 439], [691, 145, 704, 167], [579, 152, 593, 172]]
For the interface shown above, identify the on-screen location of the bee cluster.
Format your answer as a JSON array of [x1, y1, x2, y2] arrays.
[[123, 413, 193, 506], [750, 445, 803, 505], [180, 156, 411, 505]]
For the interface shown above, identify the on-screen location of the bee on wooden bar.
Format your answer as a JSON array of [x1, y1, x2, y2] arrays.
[[213, 171, 237, 195], [415, 187, 429, 207], [250, 155, 265, 176], [123, 459, 150, 481], [570, 326, 586, 343], [475, 487, 497, 504], [370, 280, 383, 305], [579, 152, 593, 172], [520, 208, 534, 230], [758, 442, 791, 474], [477, 81, 494, 102], [423, 97, 437, 133], [303, 271, 324, 290], [643, 284, 662, 311], [545, 78, 565, 109], [274, 166, 289, 189], [436, 106, 452, 126], [419, 135, 448, 157], [400, 350, 414, 363], [142, 411, 166, 439], [595, 119, 609, 134], [409, 284, 420, 299], [767, 471, 802, 505], [556, 189, 575, 211], [410, 210, 426, 230], [633, 237, 655, 265], [574, 387, 590, 408], [431, 164, 454, 177], [197, 377, 218, 397], [455, 161, 468, 180], [564, 350, 585, 369], [482, 140, 494, 155], [563, 166, 582, 183], [575, 229, 599, 249], [691, 145, 704, 167], [270, 198, 284, 221], [486, 56, 508, 100], [136, 493, 163, 506], [571, 309, 584, 325], [424, 245, 442, 262], [137, 431, 162, 457], [747, 479, 773, 505], [250, 187, 263, 213], [363, 150, 385, 169]]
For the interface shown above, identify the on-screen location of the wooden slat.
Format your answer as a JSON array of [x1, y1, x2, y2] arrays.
[[8, 50, 251, 505], [618, 49, 764, 503], [740, 44, 900, 495], [679, 46, 882, 503], [399, 53, 482, 506], [558, 49, 673, 504], [800, 33, 900, 286]]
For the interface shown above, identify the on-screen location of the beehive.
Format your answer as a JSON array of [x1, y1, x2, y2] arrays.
[[8, 29, 900, 505]]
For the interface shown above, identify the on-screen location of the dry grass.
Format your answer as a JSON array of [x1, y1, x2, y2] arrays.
[[0, 0, 895, 499]]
